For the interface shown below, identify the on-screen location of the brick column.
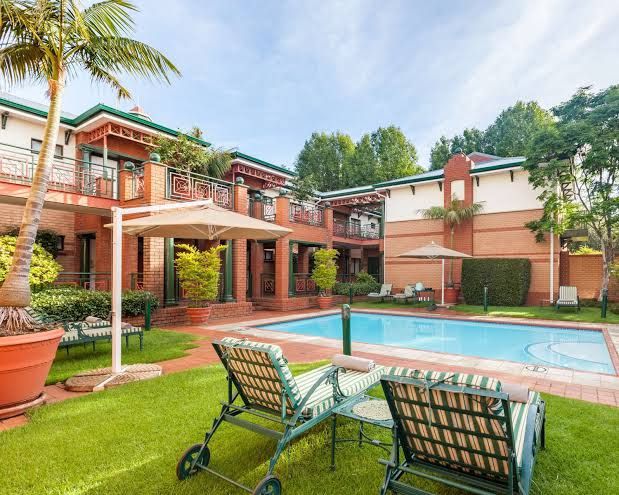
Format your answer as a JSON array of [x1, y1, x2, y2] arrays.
[[230, 182, 249, 302], [250, 241, 264, 298], [142, 237, 165, 302], [324, 204, 334, 249], [275, 237, 290, 300], [142, 161, 167, 205]]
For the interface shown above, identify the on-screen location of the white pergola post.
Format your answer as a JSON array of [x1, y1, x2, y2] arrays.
[[441, 258, 445, 305], [550, 227, 555, 304], [109, 199, 214, 374]]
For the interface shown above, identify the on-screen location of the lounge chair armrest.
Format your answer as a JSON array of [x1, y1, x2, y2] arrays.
[[291, 366, 346, 423], [516, 402, 542, 493]]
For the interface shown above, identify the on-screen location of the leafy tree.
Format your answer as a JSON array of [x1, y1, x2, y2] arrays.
[[525, 85, 619, 298], [485, 101, 554, 157], [311, 248, 339, 295], [342, 133, 377, 187], [451, 127, 486, 156], [174, 244, 227, 306], [370, 126, 422, 182], [2, 227, 61, 257], [151, 129, 232, 178], [295, 132, 354, 191], [0, 236, 61, 290], [0, 0, 179, 333], [430, 136, 452, 170], [289, 175, 318, 202], [419, 196, 485, 286]]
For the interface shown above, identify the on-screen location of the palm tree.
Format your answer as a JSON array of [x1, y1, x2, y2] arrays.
[[419, 195, 484, 286], [0, 0, 179, 333]]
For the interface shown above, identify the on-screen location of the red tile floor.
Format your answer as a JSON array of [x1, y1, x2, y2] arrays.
[[2, 308, 617, 431]]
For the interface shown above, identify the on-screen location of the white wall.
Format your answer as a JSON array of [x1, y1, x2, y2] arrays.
[[473, 169, 542, 213], [385, 182, 443, 222], [0, 114, 76, 160]]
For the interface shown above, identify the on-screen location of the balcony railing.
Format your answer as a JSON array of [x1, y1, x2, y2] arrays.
[[260, 273, 276, 297], [165, 167, 233, 209], [333, 221, 380, 240], [293, 273, 318, 295], [126, 165, 145, 200], [289, 202, 324, 226], [0, 142, 118, 199], [54, 272, 111, 291], [248, 196, 275, 222]]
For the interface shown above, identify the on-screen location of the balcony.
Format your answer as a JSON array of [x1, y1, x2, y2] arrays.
[[333, 220, 380, 240], [289, 202, 324, 226], [248, 196, 275, 222], [165, 167, 233, 209], [0, 142, 117, 199]]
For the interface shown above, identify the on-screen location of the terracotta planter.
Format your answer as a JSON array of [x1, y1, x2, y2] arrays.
[[186, 306, 211, 325], [443, 287, 459, 304], [317, 296, 333, 309], [0, 327, 63, 418]]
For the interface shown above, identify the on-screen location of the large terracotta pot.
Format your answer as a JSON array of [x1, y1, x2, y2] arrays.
[[443, 287, 459, 304], [317, 296, 333, 309], [0, 327, 63, 417], [186, 307, 211, 325]]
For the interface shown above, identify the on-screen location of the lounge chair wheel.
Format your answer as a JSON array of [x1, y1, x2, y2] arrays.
[[176, 444, 209, 480], [253, 475, 282, 495]]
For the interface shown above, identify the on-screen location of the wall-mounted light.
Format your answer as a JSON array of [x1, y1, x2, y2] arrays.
[[438, 181, 443, 192], [410, 185, 415, 195], [475, 176, 480, 187], [510, 170, 514, 182], [64, 129, 72, 145], [1, 111, 9, 130]]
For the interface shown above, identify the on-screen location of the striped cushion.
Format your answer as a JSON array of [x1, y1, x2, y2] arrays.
[[296, 364, 385, 417], [510, 391, 543, 469], [218, 338, 302, 414]]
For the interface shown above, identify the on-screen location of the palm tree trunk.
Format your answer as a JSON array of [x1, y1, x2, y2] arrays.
[[0, 79, 64, 329], [600, 238, 614, 300]]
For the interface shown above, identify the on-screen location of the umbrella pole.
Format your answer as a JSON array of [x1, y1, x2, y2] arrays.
[[111, 207, 123, 374], [441, 258, 445, 305]]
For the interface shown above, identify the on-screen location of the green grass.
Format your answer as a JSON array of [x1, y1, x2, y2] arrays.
[[1, 364, 617, 495], [351, 301, 619, 324], [47, 328, 199, 385]]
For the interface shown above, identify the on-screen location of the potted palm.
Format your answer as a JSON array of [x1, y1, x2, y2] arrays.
[[0, 0, 178, 418], [419, 195, 484, 303], [311, 248, 339, 309], [175, 244, 227, 324]]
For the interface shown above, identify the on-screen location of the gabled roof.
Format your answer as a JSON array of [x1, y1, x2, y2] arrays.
[[232, 151, 295, 176], [318, 184, 376, 198], [373, 168, 445, 188], [470, 156, 526, 173]]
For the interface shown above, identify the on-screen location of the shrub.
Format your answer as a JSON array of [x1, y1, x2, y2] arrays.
[[0, 235, 62, 290], [32, 287, 158, 321], [3, 227, 62, 257], [175, 243, 226, 306], [461, 258, 531, 306], [311, 248, 339, 295], [333, 271, 380, 296]]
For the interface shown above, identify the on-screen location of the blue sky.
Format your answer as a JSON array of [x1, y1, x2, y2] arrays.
[[5, 0, 619, 170]]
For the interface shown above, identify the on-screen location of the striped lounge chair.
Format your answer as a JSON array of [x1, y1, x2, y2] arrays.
[[176, 337, 385, 494], [556, 286, 580, 311], [393, 285, 415, 304], [379, 368, 546, 495], [368, 283, 393, 302]]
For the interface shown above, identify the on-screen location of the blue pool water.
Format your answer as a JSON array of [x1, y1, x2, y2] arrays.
[[258, 313, 614, 374]]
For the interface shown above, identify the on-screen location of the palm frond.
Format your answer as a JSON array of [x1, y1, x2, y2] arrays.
[[419, 205, 447, 220], [204, 148, 233, 179], [83, 59, 131, 99], [81, 0, 136, 37], [0, 43, 48, 85]]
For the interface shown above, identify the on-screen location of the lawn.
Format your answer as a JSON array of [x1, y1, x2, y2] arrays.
[[352, 301, 619, 324], [1, 364, 617, 495], [47, 328, 198, 384]]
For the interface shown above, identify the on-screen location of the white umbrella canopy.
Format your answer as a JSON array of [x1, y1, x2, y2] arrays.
[[397, 241, 471, 305], [105, 203, 292, 240]]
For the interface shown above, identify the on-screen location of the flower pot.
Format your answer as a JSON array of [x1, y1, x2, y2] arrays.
[[317, 296, 333, 309], [186, 307, 211, 325], [0, 327, 63, 419], [443, 287, 459, 304]]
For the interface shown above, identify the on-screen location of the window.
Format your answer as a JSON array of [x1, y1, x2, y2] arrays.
[[31, 139, 63, 158], [56, 235, 65, 252]]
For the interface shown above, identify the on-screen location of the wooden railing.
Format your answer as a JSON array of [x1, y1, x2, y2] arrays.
[[289, 202, 324, 226], [165, 167, 233, 208], [333, 220, 380, 239]]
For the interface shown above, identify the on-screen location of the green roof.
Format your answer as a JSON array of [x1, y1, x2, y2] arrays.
[[374, 169, 445, 188], [232, 151, 295, 176]]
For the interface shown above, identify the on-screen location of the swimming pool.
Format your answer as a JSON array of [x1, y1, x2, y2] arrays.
[[258, 313, 614, 374]]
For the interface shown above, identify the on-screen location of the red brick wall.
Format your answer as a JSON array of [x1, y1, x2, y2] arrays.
[[563, 254, 619, 301]]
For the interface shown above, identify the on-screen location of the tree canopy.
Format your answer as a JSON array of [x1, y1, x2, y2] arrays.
[[295, 126, 421, 191], [524, 84, 619, 295], [429, 101, 554, 170]]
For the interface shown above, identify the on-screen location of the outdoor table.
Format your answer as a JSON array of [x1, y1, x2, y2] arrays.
[[416, 288, 437, 310], [330, 394, 394, 470]]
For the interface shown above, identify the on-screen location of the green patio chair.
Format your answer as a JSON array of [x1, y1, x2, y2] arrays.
[[379, 368, 546, 495], [176, 337, 385, 494]]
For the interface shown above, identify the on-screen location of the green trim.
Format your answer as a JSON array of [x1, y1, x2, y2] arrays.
[[319, 186, 375, 198], [470, 160, 526, 174], [291, 239, 326, 247], [288, 241, 295, 296], [0, 97, 211, 146], [164, 238, 177, 307], [233, 151, 295, 176], [223, 240, 235, 302], [374, 172, 444, 188]]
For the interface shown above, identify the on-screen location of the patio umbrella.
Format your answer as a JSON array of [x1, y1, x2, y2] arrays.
[[398, 241, 471, 305], [109, 202, 291, 240], [102, 199, 292, 375]]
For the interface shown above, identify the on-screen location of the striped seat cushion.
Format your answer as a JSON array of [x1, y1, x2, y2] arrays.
[[510, 391, 543, 469], [296, 364, 385, 417], [218, 338, 302, 414]]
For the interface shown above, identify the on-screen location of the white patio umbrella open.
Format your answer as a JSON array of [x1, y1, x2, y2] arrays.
[[104, 199, 292, 375], [398, 241, 471, 305]]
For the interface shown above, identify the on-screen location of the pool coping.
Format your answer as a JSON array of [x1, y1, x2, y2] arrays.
[[208, 308, 619, 389]]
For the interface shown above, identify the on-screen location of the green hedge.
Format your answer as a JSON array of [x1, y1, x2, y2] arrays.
[[461, 258, 531, 306], [333, 271, 381, 296], [32, 287, 158, 321]]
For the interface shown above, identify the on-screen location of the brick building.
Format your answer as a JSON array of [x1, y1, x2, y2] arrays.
[[0, 93, 611, 313]]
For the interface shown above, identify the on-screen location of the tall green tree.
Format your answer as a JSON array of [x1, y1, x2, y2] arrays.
[[0, 0, 179, 333], [430, 135, 452, 170], [342, 133, 377, 187], [525, 85, 619, 298], [370, 125, 422, 182], [295, 131, 354, 191], [485, 101, 554, 157]]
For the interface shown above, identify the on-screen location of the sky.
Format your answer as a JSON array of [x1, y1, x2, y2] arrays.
[[5, 0, 619, 170]]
